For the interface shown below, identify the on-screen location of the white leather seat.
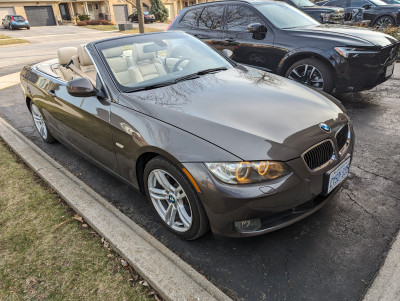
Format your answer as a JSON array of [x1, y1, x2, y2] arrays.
[[76, 45, 97, 83], [57, 47, 77, 81], [103, 47, 134, 86], [129, 43, 167, 83]]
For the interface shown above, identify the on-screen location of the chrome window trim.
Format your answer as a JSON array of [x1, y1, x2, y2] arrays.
[[301, 139, 336, 172], [335, 123, 351, 156]]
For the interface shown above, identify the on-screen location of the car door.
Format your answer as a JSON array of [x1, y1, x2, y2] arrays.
[[349, 0, 374, 20], [3, 16, 9, 27], [45, 77, 119, 173], [191, 4, 225, 50], [221, 4, 276, 71]]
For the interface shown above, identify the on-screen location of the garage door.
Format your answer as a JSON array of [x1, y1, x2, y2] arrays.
[[24, 6, 56, 26], [0, 7, 15, 22], [113, 5, 128, 22]]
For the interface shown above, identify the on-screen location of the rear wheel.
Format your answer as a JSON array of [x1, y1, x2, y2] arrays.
[[26, 26, 30, 30], [285, 58, 334, 94], [30, 102, 55, 143], [144, 156, 209, 240]]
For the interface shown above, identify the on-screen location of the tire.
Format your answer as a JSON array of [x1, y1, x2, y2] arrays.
[[285, 58, 335, 94], [26, 26, 30, 30], [374, 16, 395, 27], [30, 102, 55, 144], [144, 156, 209, 240]]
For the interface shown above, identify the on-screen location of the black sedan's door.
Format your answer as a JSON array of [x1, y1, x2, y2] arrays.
[[45, 79, 119, 173], [221, 4, 276, 71]]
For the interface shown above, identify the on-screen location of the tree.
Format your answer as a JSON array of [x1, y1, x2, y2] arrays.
[[150, 0, 169, 22], [125, 0, 145, 33]]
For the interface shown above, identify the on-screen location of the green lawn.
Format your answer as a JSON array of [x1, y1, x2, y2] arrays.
[[0, 139, 155, 300]]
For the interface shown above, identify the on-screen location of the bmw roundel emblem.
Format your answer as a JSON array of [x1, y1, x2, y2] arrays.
[[319, 123, 331, 133]]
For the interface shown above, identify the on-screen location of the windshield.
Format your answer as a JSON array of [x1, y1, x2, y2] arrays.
[[291, 0, 315, 7], [369, 0, 388, 5], [13, 16, 25, 21], [96, 32, 232, 92], [255, 2, 319, 29]]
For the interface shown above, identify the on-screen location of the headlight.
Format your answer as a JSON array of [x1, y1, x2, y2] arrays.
[[321, 13, 331, 22], [334, 47, 379, 58], [205, 161, 291, 184]]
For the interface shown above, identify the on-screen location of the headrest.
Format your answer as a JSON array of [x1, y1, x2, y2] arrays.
[[103, 47, 123, 58], [58, 47, 77, 65], [77, 45, 93, 67], [132, 44, 155, 63]]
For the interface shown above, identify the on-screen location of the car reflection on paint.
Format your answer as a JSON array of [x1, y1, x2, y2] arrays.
[[20, 31, 354, 239]]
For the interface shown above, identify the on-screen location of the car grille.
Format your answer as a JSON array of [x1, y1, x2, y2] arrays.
[[379, 44, 399, 65], [303, 140, 334, 171], [336, 124, 349, 154]]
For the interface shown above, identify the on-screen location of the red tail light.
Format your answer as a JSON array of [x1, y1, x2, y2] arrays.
[[166, 16, 177, 31], [11, 16, 14, 21]]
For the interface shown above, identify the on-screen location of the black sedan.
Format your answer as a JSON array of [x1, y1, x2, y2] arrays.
[[278, 0, 345, 23], [168, 0, 399, 93], [317, 0, 400, 26], [128, 11, 156, 23], [20, 31, 354, 239]]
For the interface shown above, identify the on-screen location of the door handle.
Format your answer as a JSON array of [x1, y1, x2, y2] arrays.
[[47, 89, 56, 97], [225, 38, 236, 43]]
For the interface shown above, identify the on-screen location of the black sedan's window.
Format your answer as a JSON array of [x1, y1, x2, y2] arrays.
[[225, 5, 264, 31], [198, 5, 224, 30], [179, 8, 203, 28]]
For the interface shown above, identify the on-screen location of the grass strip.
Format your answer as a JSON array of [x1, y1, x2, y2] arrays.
[[0, 139, 157, 300]]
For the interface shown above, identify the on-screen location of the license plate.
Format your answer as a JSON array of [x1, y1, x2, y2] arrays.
[[326, 157, 351, 194], [385, 64, 394, 78]]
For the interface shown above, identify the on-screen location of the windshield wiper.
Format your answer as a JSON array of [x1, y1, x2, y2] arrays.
[[197, 67, 227, 75], [125, 74, 200, 92]]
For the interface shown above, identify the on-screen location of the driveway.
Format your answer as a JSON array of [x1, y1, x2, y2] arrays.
[[0, 29, 399, 300]]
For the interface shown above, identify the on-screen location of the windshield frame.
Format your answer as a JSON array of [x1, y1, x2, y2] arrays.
[[93, 32, 234, 93]]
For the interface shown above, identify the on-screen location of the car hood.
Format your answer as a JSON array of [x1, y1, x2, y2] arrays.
[[300, 5, 344, 13], [119, 67, 348, 161], [288, 24, 398, 47]]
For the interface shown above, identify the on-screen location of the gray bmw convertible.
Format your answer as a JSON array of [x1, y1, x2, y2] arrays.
[[20, 31, 354, 239]]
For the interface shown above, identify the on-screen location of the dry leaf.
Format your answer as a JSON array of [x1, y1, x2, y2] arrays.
[[73, 214, 83, 223], [121, 259, 128, 267], [139, 280, 149, 287], [82, 224, 88, 228]]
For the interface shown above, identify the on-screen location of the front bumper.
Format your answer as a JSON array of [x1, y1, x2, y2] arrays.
[[183, 127, 354, 237], [331, 46, 399, 93]]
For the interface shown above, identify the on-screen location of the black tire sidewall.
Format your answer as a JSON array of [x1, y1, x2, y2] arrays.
[[285, 58, 335, 94], [375, 16, 394, 26], [143, 156, 209, 240]]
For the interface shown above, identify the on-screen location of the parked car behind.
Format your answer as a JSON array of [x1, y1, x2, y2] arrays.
[[2, 15, 30, 30], [20, 31, 354, 239], [317, 0, 400, 26], [128, 11, 156, 23], [278, 0, 345, 23], [168, 0, 399, 93]]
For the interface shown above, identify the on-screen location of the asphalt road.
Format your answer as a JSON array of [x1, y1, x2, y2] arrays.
[[1, 27, 400, 301]]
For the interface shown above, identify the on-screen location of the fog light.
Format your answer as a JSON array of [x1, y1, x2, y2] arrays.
[[234, 218, 262, 232]]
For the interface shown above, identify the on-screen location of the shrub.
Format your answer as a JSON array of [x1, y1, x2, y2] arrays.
[[78, 14, 90, 21], [150, 0, 169, 22], [87, 19, 101, 25], [77, 21, 87, 26], [100, 20, 112, 25]]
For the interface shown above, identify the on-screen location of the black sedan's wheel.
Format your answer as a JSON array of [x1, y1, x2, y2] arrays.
[[285, 58, 334, 94], [374, 16, 395, 27], [30, 102, 55, 143], [144, 156, 209, 240]]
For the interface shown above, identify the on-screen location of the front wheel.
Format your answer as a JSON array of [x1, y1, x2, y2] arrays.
[[30, 102, 55, 143], [144, 156, 209, 240], [285, 58, 335, 94], [374, 16, 395, 28]]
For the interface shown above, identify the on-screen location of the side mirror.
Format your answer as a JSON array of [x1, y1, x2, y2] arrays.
[[222, 49, 233, 58], [246, 23, 267, 34], [67, 77, 97, 97], [361, 4, 371, 9]]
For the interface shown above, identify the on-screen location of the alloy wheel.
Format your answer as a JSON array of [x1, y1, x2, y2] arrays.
[[148, 169, 193, 232], [376, 17, 393, 28], [288, 64, 324, 90], [31, 103, 48, 140]]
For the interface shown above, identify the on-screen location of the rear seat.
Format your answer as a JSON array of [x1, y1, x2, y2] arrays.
[[57, 47, 77, 81]]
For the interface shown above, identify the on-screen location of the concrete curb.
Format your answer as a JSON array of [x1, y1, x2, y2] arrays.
[[0, 116, 232, 301], [363, 235, 400, 301]]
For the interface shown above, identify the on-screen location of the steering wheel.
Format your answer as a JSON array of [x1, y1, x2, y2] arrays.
[[172, 57, 191, 73]]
